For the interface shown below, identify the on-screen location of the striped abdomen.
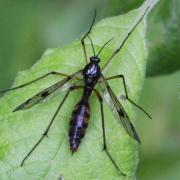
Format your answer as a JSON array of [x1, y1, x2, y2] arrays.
[[69, 100, 90, 153]]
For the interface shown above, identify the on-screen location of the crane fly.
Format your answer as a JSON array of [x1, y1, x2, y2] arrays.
[[0, 7, 151, 176]]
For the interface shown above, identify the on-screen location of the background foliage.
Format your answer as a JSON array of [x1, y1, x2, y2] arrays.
[[0, 0, 179, 179]]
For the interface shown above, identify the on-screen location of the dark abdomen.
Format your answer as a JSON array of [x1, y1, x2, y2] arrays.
[[69, 100, 90, 152]]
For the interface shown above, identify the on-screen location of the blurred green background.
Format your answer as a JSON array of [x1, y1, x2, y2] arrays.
[[0, 0, 179, 179]]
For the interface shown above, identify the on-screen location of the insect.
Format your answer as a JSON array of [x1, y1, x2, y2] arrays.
[[0, 7, 151, 176]]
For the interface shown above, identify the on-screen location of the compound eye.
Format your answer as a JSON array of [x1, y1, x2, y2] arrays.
[[96, 58, 100, 63], [90, 57, 95, 61], [90, 57, 100, 63]]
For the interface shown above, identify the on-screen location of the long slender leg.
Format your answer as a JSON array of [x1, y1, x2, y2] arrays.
[[102, 6, 149, 70], [105, 74, 151, 119], [0, 71, 81, 94], [81, 10, 96, 64], [93, 89, 126, 176], [21, 85, 82, 166]]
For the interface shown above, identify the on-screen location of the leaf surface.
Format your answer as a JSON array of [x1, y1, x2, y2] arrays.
[[146, 0, 180, 76]]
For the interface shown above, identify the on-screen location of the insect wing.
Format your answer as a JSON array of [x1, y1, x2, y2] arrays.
[[13, 71, 82, 111], [103, 80, 141, 143], [13, 78, 69, 111]]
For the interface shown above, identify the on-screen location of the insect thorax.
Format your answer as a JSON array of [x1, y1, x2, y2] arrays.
[[83, 62, 101, 85]]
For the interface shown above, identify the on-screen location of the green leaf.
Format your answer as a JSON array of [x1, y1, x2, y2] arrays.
[[146, 0, 180, 76], [106, 0, 144, 15], [107, 0, 180, 76], [0, 3, 151, 180]]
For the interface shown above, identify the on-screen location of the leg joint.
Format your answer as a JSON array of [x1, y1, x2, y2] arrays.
[[51, 71, 56, 75], [69, 86, 75, 91]]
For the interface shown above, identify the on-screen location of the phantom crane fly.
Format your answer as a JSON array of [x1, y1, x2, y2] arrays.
[[0, 7, 151, 176]]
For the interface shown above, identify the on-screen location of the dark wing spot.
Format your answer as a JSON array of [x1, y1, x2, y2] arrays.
[[26, 99, 31, 104], [118, 109, 125, 118], [41, 91, 50, 97]]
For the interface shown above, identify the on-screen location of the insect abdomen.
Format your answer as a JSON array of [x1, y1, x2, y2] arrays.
[[69, 100, 90, 153]]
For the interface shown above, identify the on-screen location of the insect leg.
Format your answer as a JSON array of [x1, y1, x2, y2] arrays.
[[81, 10, 96, 64], [21, 85, 83, 166], [101, 6, 149, 71], [93, 88, 126, 176], [0, 71, 81, 94], [105, 74, 151, 119]]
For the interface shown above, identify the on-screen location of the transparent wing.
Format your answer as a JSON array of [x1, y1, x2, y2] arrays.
[[102, 79, 141, 143], [14, 71, 81, 111]]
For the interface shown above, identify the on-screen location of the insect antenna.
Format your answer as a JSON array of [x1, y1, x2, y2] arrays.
[[102, 6, 150, 70], [81, 9, 97, 64], [96, 38, 113, 57], [87, 36, 96, 57]]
